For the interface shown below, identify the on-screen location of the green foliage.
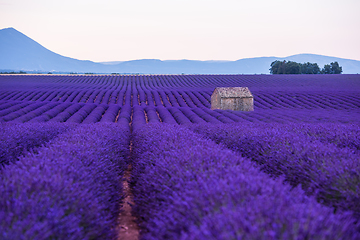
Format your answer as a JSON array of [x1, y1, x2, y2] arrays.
[[321, 62, 343, 74], [301, 62, 321, 74], [270, 61, 342, 74], [270, 60, 285, 74], [0, 71, 27, 74], [286, 61, 301, 74], [270, 60, 300, 74]]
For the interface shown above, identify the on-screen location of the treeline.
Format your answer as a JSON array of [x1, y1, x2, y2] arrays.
[[0, 71, 27, 74], [270, 60, 343, 74]]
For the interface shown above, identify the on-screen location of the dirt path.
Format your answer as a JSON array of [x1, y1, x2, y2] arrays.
[[117, 164, 140, 240]]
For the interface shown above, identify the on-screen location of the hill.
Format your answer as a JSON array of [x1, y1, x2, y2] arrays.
[[1, 27, 360, 74]]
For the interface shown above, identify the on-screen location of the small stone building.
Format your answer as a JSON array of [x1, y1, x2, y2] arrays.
[[211, 87, 254, 111]]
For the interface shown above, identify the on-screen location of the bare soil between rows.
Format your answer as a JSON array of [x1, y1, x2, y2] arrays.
[[117, 165, 139, 240]]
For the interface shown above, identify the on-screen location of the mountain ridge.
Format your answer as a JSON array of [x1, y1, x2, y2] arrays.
[[1, 27, 360, 74]]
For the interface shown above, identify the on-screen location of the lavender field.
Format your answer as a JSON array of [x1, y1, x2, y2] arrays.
[[0, 74, 360, 239]]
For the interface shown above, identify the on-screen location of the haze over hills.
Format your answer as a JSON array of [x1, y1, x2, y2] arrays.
[[1, 27, 360, 74]]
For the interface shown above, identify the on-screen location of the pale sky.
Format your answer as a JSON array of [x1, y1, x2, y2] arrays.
[[1, 0, 360, 62]]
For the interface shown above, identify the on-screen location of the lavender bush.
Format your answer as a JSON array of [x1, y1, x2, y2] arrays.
[[131, 123, 359, 240], [0, 122, 73, 168], [29, 103, 73, 122], [190, 122, 360, 218], [0, 123, 130, 239]]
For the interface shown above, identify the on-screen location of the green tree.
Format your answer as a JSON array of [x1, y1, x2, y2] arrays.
[[270, 60, 301, 74], [270, 60, 283, 74], [300, 62, 320, 74], [285, 61, 301, 74], [271, 60, 342, 74], [321, 62, 342, 74], [330, 61, 342, 74], [321, 64, 332, 74]]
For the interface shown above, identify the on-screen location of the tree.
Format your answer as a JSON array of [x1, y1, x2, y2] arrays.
[[330, 61, 342, 74], [285, 61, 301, 74], [270, 60, 342, 74], [269, 60, 284, 74], [270, 60, 300, 74], [321, 62, 342, 74], [321, 64, 332, 74], [300, 62, 320, 74]]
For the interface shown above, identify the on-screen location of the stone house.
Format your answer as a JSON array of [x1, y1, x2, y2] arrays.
[[211, 87, 254, 111]]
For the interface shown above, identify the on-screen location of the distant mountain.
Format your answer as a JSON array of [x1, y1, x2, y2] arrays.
[[0, 27, 111, 73], [1, 27, 360, 74]]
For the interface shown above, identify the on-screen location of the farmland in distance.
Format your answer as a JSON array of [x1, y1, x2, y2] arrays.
[[1, 74, 360, 239], [0, 74, 359, 125]]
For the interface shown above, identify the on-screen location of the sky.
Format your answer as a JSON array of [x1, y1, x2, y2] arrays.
[[1, 0, 360, 62]]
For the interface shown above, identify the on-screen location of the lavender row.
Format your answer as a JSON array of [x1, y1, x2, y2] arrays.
[[0, 102, 47, 122], [0, 102, 32, 117], [11, 102, 60, 123], [49, 103, 85, 122], [254, 92, 360, 110], [253, 123, 360, 152], [2, 74, 359, 92], [145, 106, 162, 124], [132, 106, 146, 131], [117, 105, 132, 130], [1, 89, 359, 112], [1, 100, 358, 124], [294, 123, 360, 152], [82, 104, 108, 124], [130, 123, 359, 240], [156, 107, 177, 124], [99, 104, 120, 123], [0, 122, 73, 168], [0, 101, 22, 111], [0, 123, 130, 239], [214, 108, 360, 124], [29, 103, 73, 122], [190, 123, 360, 218], [65, 103, 97, 123]]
